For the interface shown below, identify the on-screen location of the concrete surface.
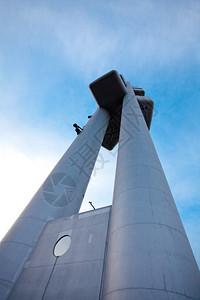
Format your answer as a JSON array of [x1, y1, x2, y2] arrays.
[[102, 82, 200, 300]]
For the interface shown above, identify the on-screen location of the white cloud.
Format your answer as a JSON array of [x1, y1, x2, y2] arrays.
[[0, 121, 73, 241], [81, 147, 117, 212], [0, 146, 55, 240], [0, 141, 117, 240], [3, 0, 198, 79], [156, 127, 200, 206]]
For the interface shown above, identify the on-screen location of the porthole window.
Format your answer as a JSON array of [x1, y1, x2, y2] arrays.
[[53, 235, 71, 257]]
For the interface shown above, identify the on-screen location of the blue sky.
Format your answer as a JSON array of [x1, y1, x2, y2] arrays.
[[0, 0, 200, 267]]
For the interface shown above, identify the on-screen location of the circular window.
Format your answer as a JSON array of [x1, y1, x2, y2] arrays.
[[53, 235, 71, 257]]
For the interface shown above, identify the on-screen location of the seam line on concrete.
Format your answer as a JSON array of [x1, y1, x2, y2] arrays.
[[110, 222, 187, 239], [113, 192, 177, 216], [20, 216, 47, 222], [46, 207, 111, 223], [147, 187, 155, 222], [103, 287, 197, 299], [23, 258, 104, 269], [114, 185, 175, 202], [99, 207, 112, 300], [0, 278, 13, 285], [41, 257, 58, 300], [114, 185, 171, 198], [1, 240, 33, 248], [116, 163, 165, 178], [43, 222, 108, 235]]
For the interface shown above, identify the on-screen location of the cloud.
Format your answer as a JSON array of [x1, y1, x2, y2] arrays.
[[17, 4, 119, 78], [81, 147, 117, 211], [0, 145, 56, 240], [155, 126, 200, 205], [0, 115, 73, 242], [1, 0, 198, 80], [0, 135, 117, 240]]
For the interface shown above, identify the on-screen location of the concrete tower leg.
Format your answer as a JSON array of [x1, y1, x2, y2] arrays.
[[102, 83, 200, 300], [0, 107, 110, 299]]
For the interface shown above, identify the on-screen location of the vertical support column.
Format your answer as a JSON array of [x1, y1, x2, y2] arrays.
[[0, 107, 110, 299], [102, 83, 200, 299]]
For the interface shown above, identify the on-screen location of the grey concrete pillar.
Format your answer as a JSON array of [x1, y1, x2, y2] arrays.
[[0, 107, 110, 299], [102, 83, 200, 300]]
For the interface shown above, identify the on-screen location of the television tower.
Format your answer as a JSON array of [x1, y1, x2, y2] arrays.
[[0, 71, 199, 299]]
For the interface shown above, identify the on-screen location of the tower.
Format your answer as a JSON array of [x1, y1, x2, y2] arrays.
[[0, 71, 199, 299]]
